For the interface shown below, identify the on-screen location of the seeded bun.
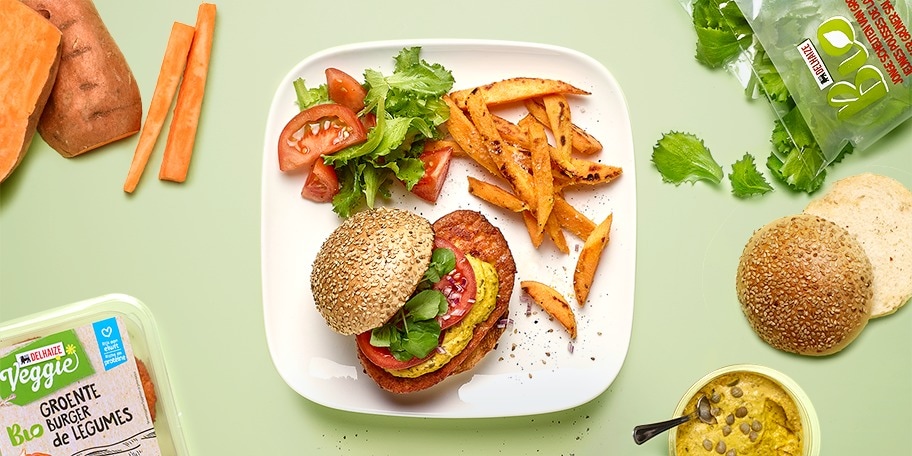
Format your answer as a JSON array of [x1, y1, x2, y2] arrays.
[[736, 214, 874, 356], [803, 173, 912, 317], [311, 207, 434, 335]]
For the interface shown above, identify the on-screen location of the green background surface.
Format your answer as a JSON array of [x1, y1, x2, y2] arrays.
[[1, 1, 910, 454]]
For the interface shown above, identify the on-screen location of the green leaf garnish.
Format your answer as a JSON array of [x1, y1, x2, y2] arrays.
[[422, 248, 456, 285], [369, 247, 457, 362], [652, 132, 724, 185], [729, 153, 773, 198]]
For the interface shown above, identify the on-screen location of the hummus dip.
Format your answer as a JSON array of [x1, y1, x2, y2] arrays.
[[674, 371, 803, 456]]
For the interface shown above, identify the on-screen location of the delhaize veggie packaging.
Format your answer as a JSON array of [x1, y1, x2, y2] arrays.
[[682, 0, 912, 191], [0, 294, 188, 456]]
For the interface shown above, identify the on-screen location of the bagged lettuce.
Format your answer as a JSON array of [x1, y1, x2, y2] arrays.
[[681, 0, 912, 193]]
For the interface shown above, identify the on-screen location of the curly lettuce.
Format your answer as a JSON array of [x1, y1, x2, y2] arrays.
[[314, 47, 454, 217], [652, 132, 723, 185], [691, 0, 753, 68]]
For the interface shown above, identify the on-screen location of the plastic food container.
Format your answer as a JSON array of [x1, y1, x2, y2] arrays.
[[0, 294, 188, 455], [668, 364, 820, 456]]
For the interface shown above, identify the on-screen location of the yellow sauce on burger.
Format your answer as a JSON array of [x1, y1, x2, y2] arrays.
[[388, 255, 499, 378]]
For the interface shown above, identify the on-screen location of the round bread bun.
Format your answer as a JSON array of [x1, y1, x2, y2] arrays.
[[310, 207, 434, 335], [803, 173, 912, 317], [736, 214, 874, 356]]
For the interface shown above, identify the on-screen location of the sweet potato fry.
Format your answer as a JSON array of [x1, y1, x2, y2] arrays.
[[124, 21, 195, 193], [519, 115, 554, 236], [522, 212, 545, 248], [467, 176, 526, 213], [552, 194, 596, 240], [444, 96, 500, 177], [521, 280, 577, 339], [574, 212, 614, 306], [555, 158, 623, 190], [542, 94, 574, 174], [524, 98, 602, 155], [465, 91, 536, 209], [544, 213, 569, 254], [493, 114, 529, 150], [449, 77, 590, 110], [160, 2, 216, 183]]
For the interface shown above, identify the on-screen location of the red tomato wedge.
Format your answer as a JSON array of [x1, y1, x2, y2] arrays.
[[301, 159, 339, 203], [411, 145, 453, 203], [277, 103, 366, 172], [433, 236, 477, 330], [326, 68, 367, 113], [356, 331, 434, 370]]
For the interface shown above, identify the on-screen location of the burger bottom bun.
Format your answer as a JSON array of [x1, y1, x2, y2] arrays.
[[804, 173, 912, 317], [736, 214, 873, 356], [359, 210, 516, 393]]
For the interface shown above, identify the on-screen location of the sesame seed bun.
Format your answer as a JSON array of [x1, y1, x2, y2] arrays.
[[803, 173, 912, 317], [736, 214, 874, 356], [310, 207, 434, 335]]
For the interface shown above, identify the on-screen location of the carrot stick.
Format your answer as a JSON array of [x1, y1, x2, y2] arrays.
[[159, 2, 216, 183], [123, 21, 195, 193]]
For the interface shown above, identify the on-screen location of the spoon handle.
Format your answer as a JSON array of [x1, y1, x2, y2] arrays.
[[632, 413, 693, 445]]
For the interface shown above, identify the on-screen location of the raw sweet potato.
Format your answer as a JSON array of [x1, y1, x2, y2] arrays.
[[0, 0, 62, 182], [22, 0, 142, 158]]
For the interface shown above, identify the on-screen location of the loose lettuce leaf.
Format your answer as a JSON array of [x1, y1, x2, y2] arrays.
[[729, 153, 773, 198], [652, 132, 723, 185]]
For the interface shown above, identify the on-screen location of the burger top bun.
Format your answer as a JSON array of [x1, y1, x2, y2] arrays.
[[311, 207, 434, 335], [803, 173, 912, 317], [736, 214, 874, 356]]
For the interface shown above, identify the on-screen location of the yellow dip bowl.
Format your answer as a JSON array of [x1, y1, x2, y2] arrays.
[[668, 364, 820, 456]]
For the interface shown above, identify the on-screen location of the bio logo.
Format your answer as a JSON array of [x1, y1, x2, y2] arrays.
[[6, 422, 44, 447], [817, 16, 888, 119]]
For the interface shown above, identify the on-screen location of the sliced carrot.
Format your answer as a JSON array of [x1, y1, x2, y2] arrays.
[[124, 21, 195, 193], [159, 2, 216, 183]]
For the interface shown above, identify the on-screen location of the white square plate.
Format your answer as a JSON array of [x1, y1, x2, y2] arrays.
[[261, 39, 636, 418]]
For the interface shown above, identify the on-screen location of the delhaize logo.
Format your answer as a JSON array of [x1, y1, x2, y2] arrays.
[[0, 330, 95, 406]]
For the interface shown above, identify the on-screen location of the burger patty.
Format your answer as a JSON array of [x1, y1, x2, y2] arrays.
[[357, 210, 516, 393]]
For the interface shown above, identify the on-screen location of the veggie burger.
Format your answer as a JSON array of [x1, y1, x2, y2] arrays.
[[310, 207, 516, 393]]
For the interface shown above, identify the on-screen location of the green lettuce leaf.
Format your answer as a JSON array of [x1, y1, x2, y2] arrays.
[[767, 107, 827, 193], [692, 0, 753, 68], [652, 131, 723, 185], [729, 153, 773, 198], [292, 78, 329, 110]]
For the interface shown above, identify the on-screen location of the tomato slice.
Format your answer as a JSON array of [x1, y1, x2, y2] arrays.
[[411, 144, 453, 203], [277, 103, 366, 172], [433, 237, 477, 330], [301, 159, 339, 203], [356, 331, 433, 370], [326, 68, 367, 113]]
